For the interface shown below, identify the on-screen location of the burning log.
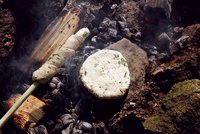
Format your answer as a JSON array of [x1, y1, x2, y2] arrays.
[[0, 28, 90, 128], [22, 7, 80, 71], [4, 94, 46, 130]]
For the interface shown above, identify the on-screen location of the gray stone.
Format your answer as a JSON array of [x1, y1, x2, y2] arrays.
[[49, 82, 57, 89], [118, 21, 127, 29], [108, 28, 118, 37], [51, 77, 60, 84], [79, 121, 93, 131], [60, 114, 73, 126], [145, 0, 172, 18], [62, 123, 74, 134], [109, 20, 117, 29], [110, 4, 118, 10], [144, 79, 200, 134], [107, 38, 149, 83]]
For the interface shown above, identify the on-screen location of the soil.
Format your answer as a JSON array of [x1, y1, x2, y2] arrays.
[[0, 0, 200, 134]]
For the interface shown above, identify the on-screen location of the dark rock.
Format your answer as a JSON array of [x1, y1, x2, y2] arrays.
[[0, 7, 15, 58], [109, 20, 117, 29], [118, 21, 127, 29], [49, 82, 57, 89], [72, 128, 83, 134], [174, 35, 190, 48], [117, 1, 142, 33], [145, 0, 172, 18], [182, 24, 200, 45], [60, 114, 73, 126], [78, 121, 93, 131], [110, 4, 118, 10], [51, 77, 60, 85], [149, 24, 200, 92], [108, 112, 144, 134], [62, 123, 74, 134], [158, 33, 171, 51], [144, 79, 200, 134], [107, 38, 149, 83], [107, 38, 149, 133], [31, 125, 48, 134], [108, 28, 118, 37], [135, 31, 142, 39], [98, 17, 110, 32]]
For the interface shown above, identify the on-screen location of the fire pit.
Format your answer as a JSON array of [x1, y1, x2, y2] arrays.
[[1, 0, 200, 133]]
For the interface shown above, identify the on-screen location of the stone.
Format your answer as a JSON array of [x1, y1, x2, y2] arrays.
[[108, 28, 118, 37], [118, 21, 127, 29], [143, 79, 200, 134], [149, 24, 200, 92], [110, 4, 118, 10], [0, 7, 15, 58], [79, 121, 93, 131], [107, 38, 149, 133], [62, 123, 74, 134], [109, 20, 117, 29], [107, 38, 149, 83], [117, 1, 142, 33], [145, 0, 172, 18]]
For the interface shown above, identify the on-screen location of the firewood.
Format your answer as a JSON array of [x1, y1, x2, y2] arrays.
[[4, 94, 46, 130], [22, 7, 80, 72], [0, 28, 90, 128]]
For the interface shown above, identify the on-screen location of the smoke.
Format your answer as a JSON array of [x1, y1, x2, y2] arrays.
[[0, 0, 65, 100]]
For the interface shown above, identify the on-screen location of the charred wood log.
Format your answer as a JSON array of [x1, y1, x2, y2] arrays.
[[22, 7, 80, 72], [4, 94, 46, 130]]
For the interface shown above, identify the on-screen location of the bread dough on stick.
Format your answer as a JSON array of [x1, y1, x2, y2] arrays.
[[32, 28, 90, 84]]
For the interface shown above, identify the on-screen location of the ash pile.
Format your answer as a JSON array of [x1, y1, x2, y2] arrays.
[[1, 0, 200, 134]]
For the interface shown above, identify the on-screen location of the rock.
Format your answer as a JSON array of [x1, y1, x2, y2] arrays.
[[107, 38, 149, 133], [108, 28, 118, 38], [36, 125, 48, 134], [110, 4, 118, 10], [49, 82, 57, 89], [117, 1, 142, 33], [109, 20, 117, 29], [51, 77, 60, 84], [149, 24, 200, 92], [182, 24, 200, 45], [98, 17, 110, 32], [107, 38, 149, 83], [145, 0, 172, 18], [118, 21, 127, 29], [62, 123, 74, 134], [143, 79, 200, 134], [174, 35, 190, 49], [78, 121, 93, 131], [0, 7, 15, 58], [157, 33, 171, 52], [60, 114, 73, 126]]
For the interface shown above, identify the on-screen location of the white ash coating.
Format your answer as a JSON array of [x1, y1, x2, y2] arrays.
[[80, 49, 130, 100]]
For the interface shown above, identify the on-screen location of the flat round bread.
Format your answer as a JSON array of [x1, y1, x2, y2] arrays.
[[80, 49, 130, 100]]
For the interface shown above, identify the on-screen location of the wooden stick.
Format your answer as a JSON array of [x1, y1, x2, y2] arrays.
[[0, 82, 39, 128]]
